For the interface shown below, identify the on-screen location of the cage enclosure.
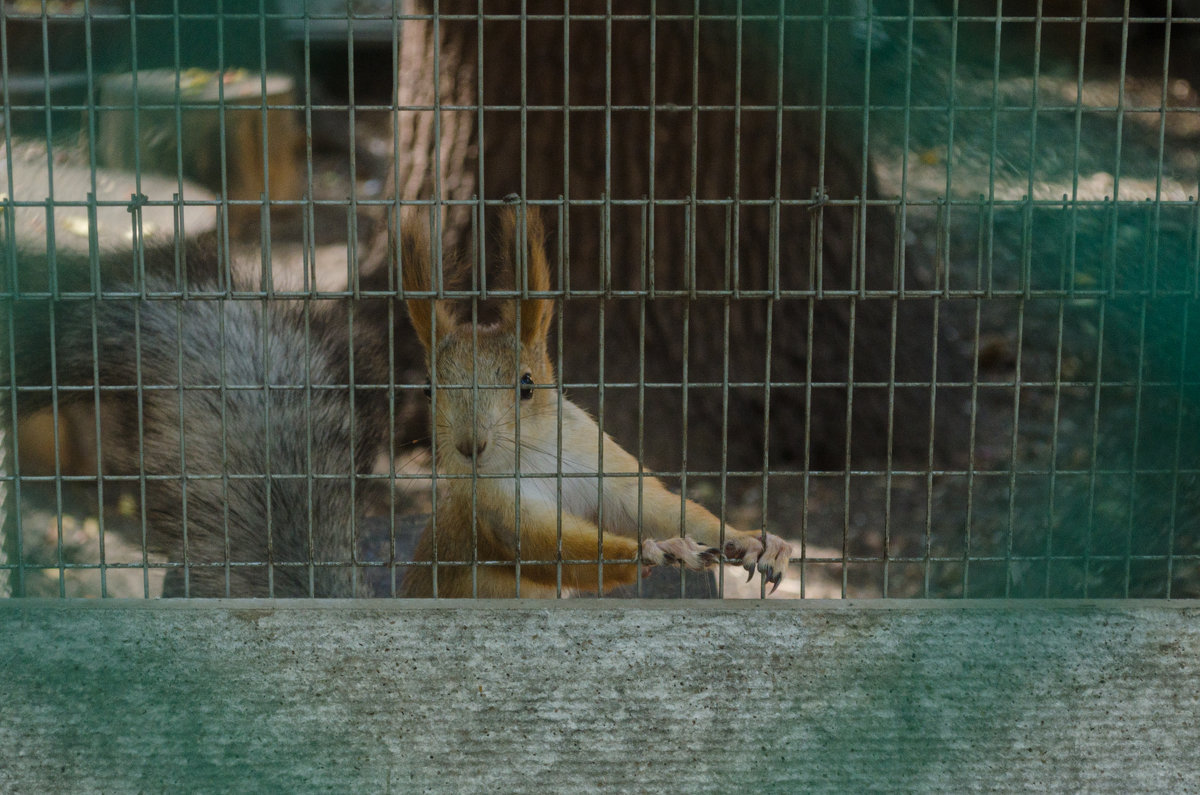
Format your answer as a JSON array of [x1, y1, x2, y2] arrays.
[[1, 1, 1198, 602]]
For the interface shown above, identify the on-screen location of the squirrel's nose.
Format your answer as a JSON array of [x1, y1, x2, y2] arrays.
[[456, 437, 487, 459]]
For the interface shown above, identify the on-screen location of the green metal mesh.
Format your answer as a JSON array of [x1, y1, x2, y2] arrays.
[[1, 2, 1197, 599]]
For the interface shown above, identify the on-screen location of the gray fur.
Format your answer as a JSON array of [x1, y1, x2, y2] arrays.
[[7, 278, 385, 597]]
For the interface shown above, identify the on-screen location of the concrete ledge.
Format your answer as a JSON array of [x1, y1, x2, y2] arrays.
[[2, 600, 1199, 791]]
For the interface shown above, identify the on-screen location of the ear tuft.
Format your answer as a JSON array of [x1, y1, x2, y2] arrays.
[[499, 205, 554, 348], [399, 210, 456, 353]]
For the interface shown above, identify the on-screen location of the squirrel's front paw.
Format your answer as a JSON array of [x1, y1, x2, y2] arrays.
[[641, 537, 721, 572], [724, 532, 793, 593]]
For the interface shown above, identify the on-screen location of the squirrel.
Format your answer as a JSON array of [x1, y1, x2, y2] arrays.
[[398, 207, 793, 598]]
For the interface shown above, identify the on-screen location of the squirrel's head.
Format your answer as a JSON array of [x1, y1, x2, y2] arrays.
[[401, 206, 556, 468]]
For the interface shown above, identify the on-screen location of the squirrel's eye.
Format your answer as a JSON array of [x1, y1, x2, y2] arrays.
[[519, 372, 534, 400], [423, 379, 432, 399]]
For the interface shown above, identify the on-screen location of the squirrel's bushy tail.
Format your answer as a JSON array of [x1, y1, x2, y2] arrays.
[[4, 246, 381, 597]]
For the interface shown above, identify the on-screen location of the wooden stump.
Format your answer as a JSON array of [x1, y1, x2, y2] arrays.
[[0, 147, 216, 267], [97, 69, 303, 238]]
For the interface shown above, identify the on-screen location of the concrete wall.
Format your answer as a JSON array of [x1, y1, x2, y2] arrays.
[[2, 600, 1199, 791]]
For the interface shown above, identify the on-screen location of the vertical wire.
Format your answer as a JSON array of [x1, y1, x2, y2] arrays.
[[941, 1, 960, 284], [962, 299, 982, 596], [471, 276, 480, 598], [677, 196, 692, 590], [1107, 0, 1131, 282], [556, 0, 570, 599], [258, 0, 273, 296], [345, 212, 360, 596], [306, 0, 317, 294], [0, 334, 9, 597], [679, 0, 699, 591], [1004, 299, 1027, 597], [637, 1, 656, 595], [166, 1, 190, 595], [720, 0, 743, 599], [0, 0, 8, 598], [855, 3, 873, 296], [719, 213, 731, 598], [1123, 299, 1149, 596], [595, 235, 607, 593], [303, 297, 315, 597], [215, 0, 233, 295], [813, 0, 828, 295], [48, 297, 65, 596], [514, 2, 530, 595], [555, 205, 566, 599], [598, 0, 613, 591], [730, 3, 742, 296], [213, 3, 234, 596], [773, 0, 789, 594], [921, 294, 942, 597], [841, 2, 877, 597], [1067, 4, 1089, 299], [174, 284, 190, 596], [0, 297, 18, 597], [343, 0, 363, 596], [983, 2, 1003, 296], [840, 299, 855, 598], [80, 0, 109, 594], [250, 0, 274, 598], [1083, 300, 1108, 597], [883, 0, 919, 597], [1149, 0, 1173, 297], [635, 210, 646, 598], [1003, 1, 1046, 594], [1044, 295, 1066, 597], [31, 0, 68, 594], [218, 306, 233, 596], [897, 1, 914, 300], [427, 240, 440, 599], [470, 0, 485, 597], [758, 300, 775, 599], [1193, 194, 1200, 301], [262, 303, 276, 593], [300, 0, 318, 596], [883, 296, 898, 596], [386, 0, 401, 596], [428, 0, 446, 598], [1144, 0, 1177, 591], [1165, 302, 1190, 597], [430, 0, 444, 277], [800, 294, 815, 598], [0, 8, 21, 596], [135, 299, 153, 597]]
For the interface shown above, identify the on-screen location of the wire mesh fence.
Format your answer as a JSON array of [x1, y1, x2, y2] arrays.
[[1, 1, 1197, 599]]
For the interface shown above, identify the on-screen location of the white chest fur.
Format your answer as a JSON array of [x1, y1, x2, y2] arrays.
[[436, 397, 643, 534]]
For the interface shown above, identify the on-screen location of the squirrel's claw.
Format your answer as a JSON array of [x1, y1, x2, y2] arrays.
[[724, 532, 793, 594]]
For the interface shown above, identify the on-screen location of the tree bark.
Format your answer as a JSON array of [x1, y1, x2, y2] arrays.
[[363, 1, 970, 473]]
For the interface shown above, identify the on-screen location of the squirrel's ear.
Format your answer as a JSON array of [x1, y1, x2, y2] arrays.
[[499, 205, 554, 348], [399, 211, 456, 353]]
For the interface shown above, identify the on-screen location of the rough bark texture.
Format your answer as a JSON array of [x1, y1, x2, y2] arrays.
[[361, 1, 972, 474]]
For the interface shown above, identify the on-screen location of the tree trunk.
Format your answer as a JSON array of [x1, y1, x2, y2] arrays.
[[363, 1, 970, 473]]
